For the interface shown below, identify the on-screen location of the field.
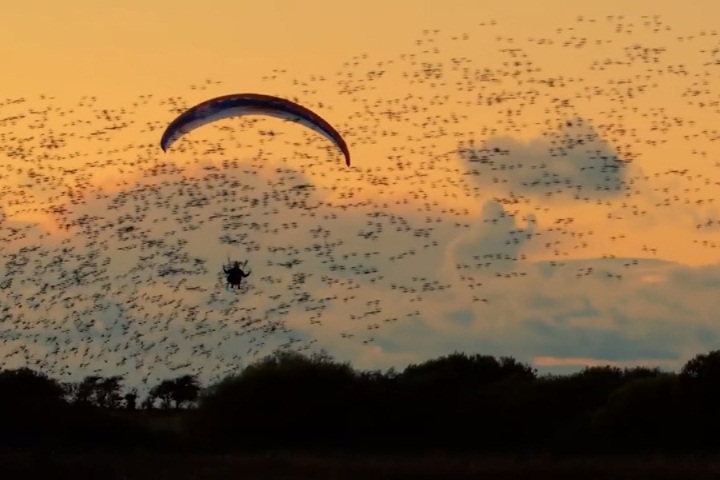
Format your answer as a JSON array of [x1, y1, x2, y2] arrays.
[[3, 451, 720, 480]]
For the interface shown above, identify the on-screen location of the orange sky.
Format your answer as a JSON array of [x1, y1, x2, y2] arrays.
[[2, 1, 720, 382], [3, 1, 719, 94], [3, 0, 719, 264]]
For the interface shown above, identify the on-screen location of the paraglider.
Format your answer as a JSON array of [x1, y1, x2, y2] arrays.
[[223, 260, 251, 291], [160, 93, 351, 166]]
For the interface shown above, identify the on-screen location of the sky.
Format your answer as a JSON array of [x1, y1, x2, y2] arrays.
[[2, 0, 720, 389]]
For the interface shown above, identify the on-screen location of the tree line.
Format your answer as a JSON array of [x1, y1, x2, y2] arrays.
[[2, 348, 720, 454]]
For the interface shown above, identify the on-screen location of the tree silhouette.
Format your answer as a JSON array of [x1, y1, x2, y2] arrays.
[[170, 374, 201, 409], [0, 367, 66, 408], [141, 394, 156, 410], [68, 375, 124, 408], [97, 375, 124, 408], [147, 375, 201, 409], [592, 374, 688, 452], [195, 349, 357, 449], [679, 349, 720, 447], [400, 352, 536, 389], [680, 349, 720, 398], [149, 380, 175, 409], [0, 368, 67, 448], [6, 348, 720, 455], [124, 389, 138, 410], [622, 366, 666, 382]]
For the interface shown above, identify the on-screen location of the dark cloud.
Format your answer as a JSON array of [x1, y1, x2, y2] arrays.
[[450, 200, 535, 280], [524, 318, 682, 363], [458, 119, 632, 203], [371, 314, 505, 360], [667, 264, 720, 289], [448, 309, 473, 327]]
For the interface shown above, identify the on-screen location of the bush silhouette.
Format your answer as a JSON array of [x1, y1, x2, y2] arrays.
[[194, 350, 357, 449], [4, 348, 720, 455], [592, 374, 688, 452]]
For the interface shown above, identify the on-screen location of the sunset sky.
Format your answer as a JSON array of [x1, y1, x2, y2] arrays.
[[2, 0, 720, 389]]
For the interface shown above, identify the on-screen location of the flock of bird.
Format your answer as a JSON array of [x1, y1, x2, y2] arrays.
[[1, 14, 719, 388]]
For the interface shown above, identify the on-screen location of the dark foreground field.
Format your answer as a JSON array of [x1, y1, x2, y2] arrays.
[[3, 451, 720, 480]]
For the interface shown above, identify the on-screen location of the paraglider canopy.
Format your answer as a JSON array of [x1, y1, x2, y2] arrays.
[[160, 93, 351, 166]]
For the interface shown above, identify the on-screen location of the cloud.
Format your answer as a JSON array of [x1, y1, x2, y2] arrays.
[[2, 145, 717, 387], [457, 119, 632, 204], [444, 199, 536, 276]]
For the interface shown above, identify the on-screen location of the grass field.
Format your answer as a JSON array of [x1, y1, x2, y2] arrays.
[[2, 451, 720, 480]]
